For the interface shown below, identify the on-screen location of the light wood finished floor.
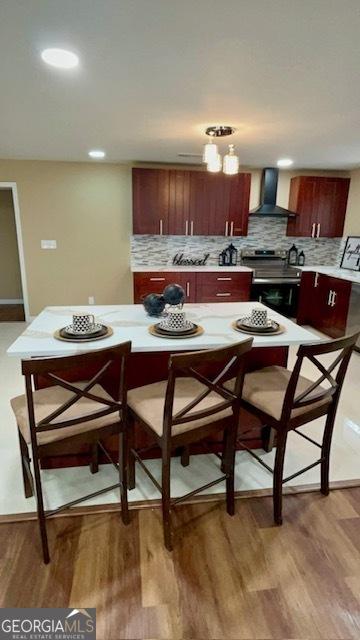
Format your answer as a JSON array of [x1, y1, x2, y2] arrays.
[[1, 489, 360, 639]]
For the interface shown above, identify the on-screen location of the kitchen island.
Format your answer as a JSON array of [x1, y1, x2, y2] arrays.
[[8, 302, 321, 468]]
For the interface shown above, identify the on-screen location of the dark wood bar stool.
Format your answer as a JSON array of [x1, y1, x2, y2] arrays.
[[226, 333, 359, 525], [10, 342, 131, 564], [127, 340, 253, 551]]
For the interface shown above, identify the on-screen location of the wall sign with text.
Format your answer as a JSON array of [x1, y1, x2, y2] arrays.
[[340, 236, 360, 271]]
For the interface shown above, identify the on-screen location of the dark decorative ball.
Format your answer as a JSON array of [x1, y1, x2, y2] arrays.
[[143, 293, 166, 317], [163, 283, 185, 306]]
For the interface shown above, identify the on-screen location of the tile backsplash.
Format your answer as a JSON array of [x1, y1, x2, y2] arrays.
[[131, 218, 344, 267]]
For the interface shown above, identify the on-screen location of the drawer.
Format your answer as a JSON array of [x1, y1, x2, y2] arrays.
[[133, 272, 196, 303], [196, 272, 252, 288], [196, 288, 249, 303]]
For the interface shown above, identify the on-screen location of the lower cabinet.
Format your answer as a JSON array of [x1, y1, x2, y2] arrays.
[[133, 271, 252, 304], [297, 271, 351, 338]]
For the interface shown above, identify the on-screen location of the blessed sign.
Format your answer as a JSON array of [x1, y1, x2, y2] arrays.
[[172, 252, 210, 266]]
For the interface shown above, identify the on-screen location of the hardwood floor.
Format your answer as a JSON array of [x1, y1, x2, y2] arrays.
[[0, 304, 25, 321], [1, 489, 360, 639]]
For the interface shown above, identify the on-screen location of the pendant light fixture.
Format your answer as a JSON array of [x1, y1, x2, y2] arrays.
[[223, 144, 239, 175], [202, 126, 239, 175]]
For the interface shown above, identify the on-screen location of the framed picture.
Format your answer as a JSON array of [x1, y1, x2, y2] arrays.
[[340, 236, 360, 271]]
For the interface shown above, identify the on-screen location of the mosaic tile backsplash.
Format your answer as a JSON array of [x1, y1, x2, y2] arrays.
[[131, 217, 344, 267]]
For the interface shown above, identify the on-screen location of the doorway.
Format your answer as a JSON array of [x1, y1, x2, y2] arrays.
[[0, 183, 29, 322]]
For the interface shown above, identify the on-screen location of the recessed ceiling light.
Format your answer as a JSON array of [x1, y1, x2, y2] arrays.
[[88, 150, 106, 159], [277, 158, 294, 168], [41, 48, 79, 69]]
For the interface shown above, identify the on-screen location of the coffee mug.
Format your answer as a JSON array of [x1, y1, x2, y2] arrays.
[[250, 308, 268, 327], [72, 313, 96, 334], [160, 308, 186, 331]]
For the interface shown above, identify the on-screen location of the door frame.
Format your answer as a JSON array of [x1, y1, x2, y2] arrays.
[[0, 182, 30, 322]]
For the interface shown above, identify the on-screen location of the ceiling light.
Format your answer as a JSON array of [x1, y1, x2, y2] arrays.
[[88, 150, 106, 159], [207, 153, 222, 173], [277, 158, 293, 168], [223, 144, 239, 175], [202, 126, 238, 174], [203, 138, 218, 164], [41, 48, 79, 69]]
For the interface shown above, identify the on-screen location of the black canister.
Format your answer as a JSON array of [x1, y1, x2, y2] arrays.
[[288, 244, 298, 266]]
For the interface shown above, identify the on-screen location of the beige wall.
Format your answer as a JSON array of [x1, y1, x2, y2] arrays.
[[0, 189, 22, 299], [0, 160, 132, 315], [344, 168, 360, 235]]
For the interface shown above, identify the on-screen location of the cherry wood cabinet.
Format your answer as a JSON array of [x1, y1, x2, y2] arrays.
[[297, 271, 351, 337], [287, 176, 350, 238], [133, 272, 196, 303], [133, 271, 252, 304], [132, 168, 251, 236], [196, 272, 252, 303]]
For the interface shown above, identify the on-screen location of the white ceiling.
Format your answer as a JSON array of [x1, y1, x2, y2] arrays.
[[1, 0, 360, 168]]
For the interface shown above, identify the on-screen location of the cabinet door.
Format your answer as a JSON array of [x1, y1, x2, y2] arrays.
[[133, 272, 196, 303], [287, 177, 317, 237], [168, 170, 191, 235], [321, 276, 351, 338], [196, 272, 252, 302], [297, 271, 318, 325], [317, 178, 350, 238], [187, 172, 229, 236], [228, 172, 251, 236], [132, 169, 169, 235]]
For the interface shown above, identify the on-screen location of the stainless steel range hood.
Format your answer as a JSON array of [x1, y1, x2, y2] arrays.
[[250, 167, 297, 217]]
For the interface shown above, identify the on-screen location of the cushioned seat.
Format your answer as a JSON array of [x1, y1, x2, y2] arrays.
[[127, 377, 233, 437], [225, 365, 332, 421], [11, 382, 118, 445]]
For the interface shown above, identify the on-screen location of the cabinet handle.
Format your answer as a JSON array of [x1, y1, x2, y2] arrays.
[[331, 291, 337, 307], [186, 281, 190, 297], [317, 223, 321, 238], [159, 219, 163, 235], [216, 292, 231, 297], [311, 223, 315, 238], [185, 220, 188, 235], [190, 220, 194, 235], [230, 221, 234, 236], [225, 221, 229, 236], [327, 289, 332, 305], [150, 277, 165, 282], [217, 277, 232, 281], [314, 272, 319, 288]]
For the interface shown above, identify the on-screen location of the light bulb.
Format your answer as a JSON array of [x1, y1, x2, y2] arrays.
[[223, 144, 239, 175], [207, 153, 222, 173], [203, 138, 218, 164]]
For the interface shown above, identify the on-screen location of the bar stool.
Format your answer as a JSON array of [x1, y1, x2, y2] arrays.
[[10, 342, 131, 563], [126, 340, 253, 550], [226, 333, 359, 525]]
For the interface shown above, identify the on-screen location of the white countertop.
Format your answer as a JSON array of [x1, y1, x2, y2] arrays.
[[131, 265, 253, 273], [299, 266, 360, 284], [7, 303, 321, 359]]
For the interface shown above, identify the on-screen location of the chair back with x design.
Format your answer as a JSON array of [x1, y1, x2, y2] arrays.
[[162, 339, 253, 440], [280, 332, 359, 424], [22, 342, 132, 439]]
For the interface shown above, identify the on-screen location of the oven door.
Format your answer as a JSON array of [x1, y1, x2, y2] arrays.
[[251, 281, 299, 318]]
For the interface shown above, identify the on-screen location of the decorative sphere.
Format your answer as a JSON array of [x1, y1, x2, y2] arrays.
[[163, 283, 185, 306], [143, 293, 166, 317]]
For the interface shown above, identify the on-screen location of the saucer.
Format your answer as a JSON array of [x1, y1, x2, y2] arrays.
[[158, 320, 195, 333], [64, 322, 103, 336], [239, 316, 273, 330]]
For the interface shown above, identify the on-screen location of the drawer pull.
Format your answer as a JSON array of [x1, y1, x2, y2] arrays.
[[150, 277, 165, 282], [216, 292, 231, 297], [217, 277, 232, 281]]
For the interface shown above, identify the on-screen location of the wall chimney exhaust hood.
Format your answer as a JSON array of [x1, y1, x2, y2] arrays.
[[250, 167, 296, 217]]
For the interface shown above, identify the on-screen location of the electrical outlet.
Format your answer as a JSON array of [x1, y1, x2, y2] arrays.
[[88, 296, 95, 305], [41, 240, 57, 249]]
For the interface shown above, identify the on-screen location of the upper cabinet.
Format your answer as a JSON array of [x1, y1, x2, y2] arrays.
[[132, 168, 251, 236], [286, 176, 350, 238]]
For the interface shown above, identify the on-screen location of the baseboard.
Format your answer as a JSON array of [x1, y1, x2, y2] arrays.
[[0, 299, 23, 305], [0, 478, 359, 524]]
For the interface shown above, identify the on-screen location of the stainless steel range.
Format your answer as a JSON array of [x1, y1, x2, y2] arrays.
[[241, 249, 301, 317]]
